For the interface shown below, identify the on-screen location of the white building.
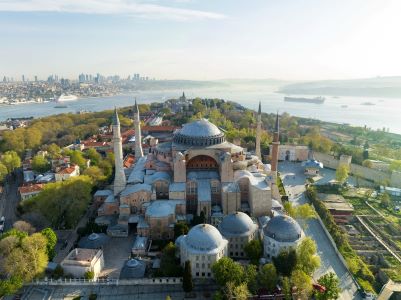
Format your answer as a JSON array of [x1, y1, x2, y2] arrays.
[[177, 224, 228, 278], [55, 164, 80, 182], [218, 212, 258, 258], [262, 215, 304, 260], [60, 248, 104, 278]]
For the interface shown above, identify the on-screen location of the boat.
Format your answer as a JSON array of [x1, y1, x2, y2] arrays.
[[284, 96, 325, 104], [361, 101, 375, 106], [54, 105, 68, 108], [341, 105, 348, 108], [57, 94, 78, 102]]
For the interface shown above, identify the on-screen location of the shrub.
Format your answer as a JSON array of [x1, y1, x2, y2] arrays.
[[84, 271, 95, 280]]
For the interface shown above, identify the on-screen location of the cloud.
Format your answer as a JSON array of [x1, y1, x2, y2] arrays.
[[0, 0, 226, 20]]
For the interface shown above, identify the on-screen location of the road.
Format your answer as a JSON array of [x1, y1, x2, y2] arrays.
[[0, 171, 22, 232], [279, 162, 361, 300]]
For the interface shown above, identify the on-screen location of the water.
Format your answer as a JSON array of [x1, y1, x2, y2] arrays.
[[0, 85, 400, 134]]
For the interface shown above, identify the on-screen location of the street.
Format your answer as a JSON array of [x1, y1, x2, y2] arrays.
[[0, 171, 22, 232], [279, 162, 361, 300]]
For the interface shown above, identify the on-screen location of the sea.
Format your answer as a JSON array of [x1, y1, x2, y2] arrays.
[[1, 85, 400, 134]]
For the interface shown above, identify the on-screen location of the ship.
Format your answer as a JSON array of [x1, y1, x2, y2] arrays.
[[284, 96, 325, 104], [57, 94, 78, 102]]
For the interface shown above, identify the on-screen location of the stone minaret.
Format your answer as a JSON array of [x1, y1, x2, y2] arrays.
[[271, 112, 280, 174], [255, 101, 262, 159], [134, 99, 144, 159], [112, 108, 126, 195]]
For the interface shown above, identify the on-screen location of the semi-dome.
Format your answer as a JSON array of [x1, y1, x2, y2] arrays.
[[219, 212, 256, 237], [173, 119, 225, 146], [263, 215, 302, 243], [184, 224, 225, 252]]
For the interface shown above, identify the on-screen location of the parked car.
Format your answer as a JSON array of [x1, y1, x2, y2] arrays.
[[0, 216, 5, 233]]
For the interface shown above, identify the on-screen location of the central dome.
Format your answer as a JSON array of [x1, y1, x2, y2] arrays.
[[185, 224, 225, 252], [174, 119, 225, 146]]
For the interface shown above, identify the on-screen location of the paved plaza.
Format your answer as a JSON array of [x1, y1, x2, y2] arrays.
[[279, 162, 361, 300]]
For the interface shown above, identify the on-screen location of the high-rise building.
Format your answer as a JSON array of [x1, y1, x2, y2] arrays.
[[22, 75, 25, 82], [34, 76, 38, 82]]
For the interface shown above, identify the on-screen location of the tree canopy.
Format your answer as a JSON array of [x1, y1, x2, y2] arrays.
[[212, 257, 245, 286]]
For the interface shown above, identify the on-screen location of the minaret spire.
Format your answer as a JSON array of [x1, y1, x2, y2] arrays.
[[112, 107, 126, 195], [134, 98, 144, 159], [255, 101, 262, 159], [271, 111, 280, 175]]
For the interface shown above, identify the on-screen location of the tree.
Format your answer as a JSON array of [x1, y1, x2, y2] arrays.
[[183, 260, 194, 293], [291, 270, 312, 300], [0, 276, 23, 297], [335, 165, 349, 184], [13, 220, 36, 234], [69, 150, 87, 170], [244, 264, 258, 294], [0, 236, 19, 256], [380, 192, 391, 208], [296, 237, 320, 275], [0, 162, 8, 182], [244, 239, 263, 265], [85, 148, 102, 166], [1, 151, 21, 173], [223, 282, 250, 300], [316, 272, 340, 300], [273, 249, 297, 276], [390, 160, 401, 172], [174, 222, 189, 239], [46, 143, 62, 159], [212, 257, 244, 286], [362, 160, 373, 168], [258, 263, 278, 291], [84, 270, 95, 280], [24, 128, 42, 150], [83, 166, 106, 185], [41, 227, 57, 260], [282, 277, 292, 300], [31, 155, 50, 173], [284, 201, 296, 218]]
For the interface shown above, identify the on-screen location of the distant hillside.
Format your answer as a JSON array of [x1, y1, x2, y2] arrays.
[[278, 76, 401, 98], [133, 79, 226, 90]]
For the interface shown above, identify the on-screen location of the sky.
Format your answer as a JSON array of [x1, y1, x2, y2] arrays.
[[1, 0, 401, 80]]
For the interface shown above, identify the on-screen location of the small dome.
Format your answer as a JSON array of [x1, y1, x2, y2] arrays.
[[185, 224, 225, 251], [126, 259, 140, 268], [263, 215, 302, 243], [219, 212, 256, 237], [146, 201, 173, 218]]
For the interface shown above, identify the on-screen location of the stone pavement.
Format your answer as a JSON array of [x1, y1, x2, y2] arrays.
[[279, 162, 361, 300]]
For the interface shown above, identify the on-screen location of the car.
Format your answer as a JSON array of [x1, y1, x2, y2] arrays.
[[361, 291, 376, 300], [0, 216, 5, 233]]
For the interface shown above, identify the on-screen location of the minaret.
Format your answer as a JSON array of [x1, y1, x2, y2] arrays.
[[112, 108, 126, 195], [271, 112, 280, 174], [255, 101, 262, 159], [134, 99, 144, 159]]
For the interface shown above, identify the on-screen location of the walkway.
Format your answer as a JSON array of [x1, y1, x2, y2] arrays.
[[279, 162, 361, 300]]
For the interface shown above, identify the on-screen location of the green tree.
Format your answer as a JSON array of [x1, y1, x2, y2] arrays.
[[379, 192, 391, 208], [223, 282, 250, 300], [83, 166, 106, 185], [0, 276, 23, 297], [69, 150, 87, 170], [389, 160, 401, 172], [1, 151, 21, 173], [244, 239, 263, 265], [335, 164, 349, 183], [282, 277, 292, 300], [2, 128, 25, 154], [291, 270, 312, 300], [244, 264, 258, 294], [84, 270, 95, 280], [0, 162, 8, 182], [296, 237, 320, 275], [258, 263, 278, 291], [24, 128, 42, 150], [316, 272, 341, 300], [41, 227, 57, 260], [31, 155, 50, 173], [174, 222, 189, 239], [46, 143, 62, 159], [85, 148, 102, 166], [212, 257, 244, 287], [284, 201, 296, 218], [183, 260, 194, 293], [273, 249, 297, 276]]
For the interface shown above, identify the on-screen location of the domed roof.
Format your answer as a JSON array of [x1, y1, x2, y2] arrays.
[[219, 212, 257, 237], [180, 119, 222, 137], [146, 201, 174, 218], [263, 215, 302, 243], [173, 119, 225, 146], [184, 224, 226, 252]]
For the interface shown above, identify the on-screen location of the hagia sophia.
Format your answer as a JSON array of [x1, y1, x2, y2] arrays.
[[94, 100, 305, 278]]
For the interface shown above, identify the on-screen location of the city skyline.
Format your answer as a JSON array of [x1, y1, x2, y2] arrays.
[[1, 0, 401, 80]]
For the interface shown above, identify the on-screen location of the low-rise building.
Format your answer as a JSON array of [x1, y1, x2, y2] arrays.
[[55, 164, 80, 181], [60, 248, 104, 279], [18, 183, 44, 200]]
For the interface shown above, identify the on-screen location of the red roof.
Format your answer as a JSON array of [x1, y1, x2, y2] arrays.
[[57, 164, 78, 174], [123, 154, 136, 168], [19, 184, 44, 195], [83, 141, 109, 147], [141, 125, 180, 132]]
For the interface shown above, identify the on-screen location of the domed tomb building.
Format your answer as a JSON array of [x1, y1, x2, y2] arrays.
[[177, 224, 228, 278], [218, 212, 258, 258], [262, 215, 304, 260]]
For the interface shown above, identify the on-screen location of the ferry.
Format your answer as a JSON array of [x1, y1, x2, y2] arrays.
[[57, 94, 78, 102], [284, 96, 325, 104]]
